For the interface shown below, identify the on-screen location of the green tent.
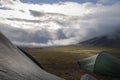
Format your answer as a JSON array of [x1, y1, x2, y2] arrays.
[[78, 51, 120, 77]]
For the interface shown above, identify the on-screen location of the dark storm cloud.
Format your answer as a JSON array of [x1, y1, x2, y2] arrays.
[[55, 29, 67, 39]]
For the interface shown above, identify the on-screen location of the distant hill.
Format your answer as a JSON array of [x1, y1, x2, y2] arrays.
[[79, 35, 120, 47]]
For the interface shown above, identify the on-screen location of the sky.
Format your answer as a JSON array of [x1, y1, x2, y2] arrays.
[[0, 0, 120, 47], [20, 0, 119, 5], [21, 0, 98, 4]]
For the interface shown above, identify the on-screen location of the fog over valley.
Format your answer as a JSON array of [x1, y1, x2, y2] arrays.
[[0, 0, 120, 47]]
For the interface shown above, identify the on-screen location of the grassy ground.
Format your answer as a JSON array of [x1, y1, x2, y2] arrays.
[[23, 46, 120, 80]]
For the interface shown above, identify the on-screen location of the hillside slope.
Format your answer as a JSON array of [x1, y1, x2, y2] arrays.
[[79, 35, 120, 47]]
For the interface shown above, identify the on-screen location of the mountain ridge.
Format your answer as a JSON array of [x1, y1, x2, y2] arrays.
[[79, 34, 120, 47]]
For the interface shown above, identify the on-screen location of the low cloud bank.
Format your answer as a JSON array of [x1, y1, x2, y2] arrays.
[[0, 0, 120, 47]]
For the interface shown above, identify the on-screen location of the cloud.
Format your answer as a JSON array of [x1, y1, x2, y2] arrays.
[[0, 0, 21, 6], [0, 0, 120, 47], [28, 2, 97, 16], [98, 0, 110, 4], [0, 7, 13, 10], [98, 0, 120, 4], [29, 10, 45, 17]]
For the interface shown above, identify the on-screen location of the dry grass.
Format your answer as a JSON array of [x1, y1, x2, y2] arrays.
[[23, 46, 120, 80]]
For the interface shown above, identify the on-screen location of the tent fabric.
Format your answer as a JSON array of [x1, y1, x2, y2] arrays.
[[0, 32, 64, 80], [78, 54, 98, 72], [78, 51, 120, 77], [18, 47, 44, 69]]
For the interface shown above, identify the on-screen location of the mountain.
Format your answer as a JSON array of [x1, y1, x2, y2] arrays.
[[79, 34, 120, 47]]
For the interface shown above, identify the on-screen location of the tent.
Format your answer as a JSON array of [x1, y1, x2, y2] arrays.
[[0, 32, 64, 80], [78, 51, 120, 77]]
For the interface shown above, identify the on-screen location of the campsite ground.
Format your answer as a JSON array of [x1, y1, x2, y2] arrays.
[[23, 46, 120, 80]]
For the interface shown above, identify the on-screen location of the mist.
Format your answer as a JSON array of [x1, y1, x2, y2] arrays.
[[0, 0, 120, 47]]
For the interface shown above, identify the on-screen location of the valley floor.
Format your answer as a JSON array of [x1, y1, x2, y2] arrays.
[[23, 46, 120, 80]]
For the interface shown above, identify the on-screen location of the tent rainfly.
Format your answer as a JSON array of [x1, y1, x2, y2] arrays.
[[0, 32, 64, 80], [78, 51, 120, 77]]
